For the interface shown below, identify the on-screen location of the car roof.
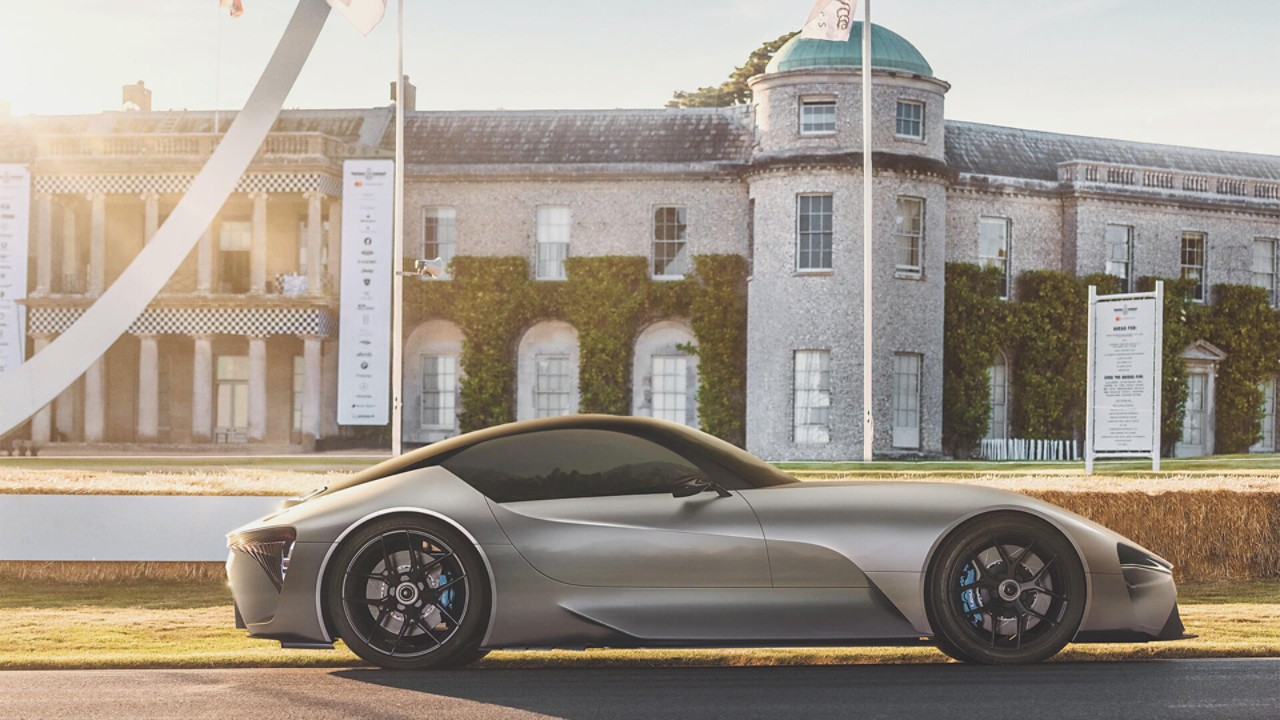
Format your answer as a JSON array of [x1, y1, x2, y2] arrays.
[[316, 415, 786, 499]]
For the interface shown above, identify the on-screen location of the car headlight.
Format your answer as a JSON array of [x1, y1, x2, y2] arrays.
[[229, 526, 296, 591], [1117, 543, 1173, 572]]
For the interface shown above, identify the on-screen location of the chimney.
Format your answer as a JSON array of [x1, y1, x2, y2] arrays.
[[390, 75, 416, 111], [122, 81, 151, 112]]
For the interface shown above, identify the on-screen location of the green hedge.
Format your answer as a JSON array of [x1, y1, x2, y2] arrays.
[[1195, 284, 1280, 452], [403, 255, 747, 444], [941, 264, 1011, 456]]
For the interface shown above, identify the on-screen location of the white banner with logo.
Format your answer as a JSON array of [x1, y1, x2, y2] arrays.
[[0, 165, 30, 378], [1085, 282, 1164, 472], [337, 159, 394, 425]]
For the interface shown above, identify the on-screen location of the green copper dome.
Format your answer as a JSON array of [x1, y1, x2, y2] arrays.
[[766, 23, 933, 77]]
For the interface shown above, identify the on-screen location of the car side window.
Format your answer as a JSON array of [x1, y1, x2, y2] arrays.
[[441, 429, 702, 503]]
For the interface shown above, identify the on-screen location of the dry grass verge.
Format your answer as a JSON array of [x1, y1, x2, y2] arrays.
[[0, 578, 1274, 670]]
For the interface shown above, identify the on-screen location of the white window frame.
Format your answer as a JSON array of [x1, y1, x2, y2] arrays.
[[420, 354, 459, 430], [793, 350, 832, 444], [892, 353, 922, 449], [650, 355, 690, 425], [1181, 231, 1207, 303], [894, 196, 924, 277], [1253, 237, 1277, 307], [986, 352, 1009, 441], [534, 354, 573, 417], [796, 194, 834, 272], [423, 206, 457, 280], [1105, 224, 1134, 292], [652, 205, 689, 279], [978, 216, 1011, 299], [895, 100, 924, 140], [1253, 376, 1277, 453], [799, 98, 837, 135], [535, 206, 570, 281]]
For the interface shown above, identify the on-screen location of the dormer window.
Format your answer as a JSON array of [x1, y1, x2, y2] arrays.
[[800, 99, 837, 135], [895, 100, 924, 139]]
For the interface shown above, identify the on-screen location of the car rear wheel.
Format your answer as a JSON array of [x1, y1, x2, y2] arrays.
[[926, 512, 1086, 665], [326, 516, 489, 670]]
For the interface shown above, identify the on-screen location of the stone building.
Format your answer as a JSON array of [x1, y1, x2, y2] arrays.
[[3, 23, 1280, 458]]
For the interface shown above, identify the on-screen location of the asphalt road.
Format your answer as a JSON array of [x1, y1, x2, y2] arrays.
[[1, 659, 1277, 720]]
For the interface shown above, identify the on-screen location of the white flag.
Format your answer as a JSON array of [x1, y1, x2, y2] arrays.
[[800, 0, 854, 42], [326, 0, 388, 35]]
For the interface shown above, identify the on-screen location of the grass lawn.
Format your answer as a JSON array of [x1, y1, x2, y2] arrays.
[[1, 577, 1276, 670]]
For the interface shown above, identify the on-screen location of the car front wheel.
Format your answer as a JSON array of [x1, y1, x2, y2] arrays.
[[325, 516, 489, 670], [926, 512, 1086, 664]]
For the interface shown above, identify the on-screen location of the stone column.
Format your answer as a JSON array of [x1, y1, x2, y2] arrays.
[[192, 335, 214, 442], [30, 335, 53, 444], [248, 336, 268, 442], [83, 356, 105, 443], [305, 191, 324, 296], [327, 200, 342, 293], [61, 202, 79, 293], [136, 334, 159, 441], [35, 193, 52, 295], [141, 192, 160, 244], [301, 335, 323, 444], [87, 192, 106, 296], [250, 192, 268, 294], [197, 225, 214, 293]]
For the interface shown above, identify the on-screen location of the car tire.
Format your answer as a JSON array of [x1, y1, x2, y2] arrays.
[[325, 515, 490, 670], [926, 512, 1086, 665]]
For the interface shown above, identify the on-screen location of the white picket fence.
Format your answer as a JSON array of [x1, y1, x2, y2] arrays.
[[979, 438, 1079, 461]]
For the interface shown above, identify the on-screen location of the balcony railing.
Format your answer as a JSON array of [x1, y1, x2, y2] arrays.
[[35, 132, 349, 161], [1059, 160, 1280, 202]]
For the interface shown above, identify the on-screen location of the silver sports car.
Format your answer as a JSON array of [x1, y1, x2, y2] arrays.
[[227, 415, 1185, 668]]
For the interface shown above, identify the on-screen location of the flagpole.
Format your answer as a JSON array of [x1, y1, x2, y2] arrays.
[[390, 0, 405, 457], [861, 0, 874, 462]]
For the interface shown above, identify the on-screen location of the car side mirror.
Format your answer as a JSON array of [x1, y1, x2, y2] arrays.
[[671, 474, 732, 498]]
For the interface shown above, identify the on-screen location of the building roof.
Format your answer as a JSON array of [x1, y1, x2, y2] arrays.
[[395, 108, 754, 166], [766, 23, 933, 77], [945, 120, 1280, 182]]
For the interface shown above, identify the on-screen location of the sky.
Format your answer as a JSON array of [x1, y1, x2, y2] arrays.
[[1, 0, 1278, 154]]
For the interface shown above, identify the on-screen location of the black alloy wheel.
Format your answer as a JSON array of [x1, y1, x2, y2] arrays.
[[927, 512, 1086, 664], [326, 516, 489, 670]]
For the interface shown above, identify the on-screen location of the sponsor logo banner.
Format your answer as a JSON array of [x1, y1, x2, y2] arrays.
[[337, 159, 394, 425]]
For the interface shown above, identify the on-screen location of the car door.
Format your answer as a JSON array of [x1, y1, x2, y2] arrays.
[[441, 428, 769, 588]]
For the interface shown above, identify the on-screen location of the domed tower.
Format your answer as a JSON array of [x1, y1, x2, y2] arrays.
[[744, 23, 951, 460]]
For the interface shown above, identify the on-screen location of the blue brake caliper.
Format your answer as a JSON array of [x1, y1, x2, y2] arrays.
[[438, 570, 454, 610], [959, 562, 981, 626]]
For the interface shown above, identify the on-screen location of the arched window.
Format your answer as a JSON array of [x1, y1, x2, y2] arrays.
[[517, 321, 579, 420], [403, 319, 464, 444], [632, 320, 699, 427], [986, 352, 1009, 440]]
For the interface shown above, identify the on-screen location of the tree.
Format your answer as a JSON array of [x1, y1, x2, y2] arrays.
[[667, 32, 799, 108]]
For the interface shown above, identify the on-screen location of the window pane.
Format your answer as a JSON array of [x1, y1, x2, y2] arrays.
[[423, 207, 457, 278], [421, 355, 458, 428], [535, 354, 572, 417], [797, 194, 833, 270], [794, 350, 831, 444], [292, 355, 303, 432], [800, 100, 836, 134], [986, 355, 1008, 440], [1253, 238, 1276, 306], [1180, 232, 1206, 301], [1104, 225, 1132, 290], [219, 221, 251, 251], [442, 429, 702, 502], [653, 206, 689, 277], [892, 353, 921, 449], [894, 197, 923, 272], [651, 355, 689, 425], [536, 206, 571, 280], [978, 218, 1010, 297], [895, 101, 923, 138]]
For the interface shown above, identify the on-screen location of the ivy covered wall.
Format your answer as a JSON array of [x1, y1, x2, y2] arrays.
[[944, 263, 1280, 458], [402, 254, 748, 445]]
